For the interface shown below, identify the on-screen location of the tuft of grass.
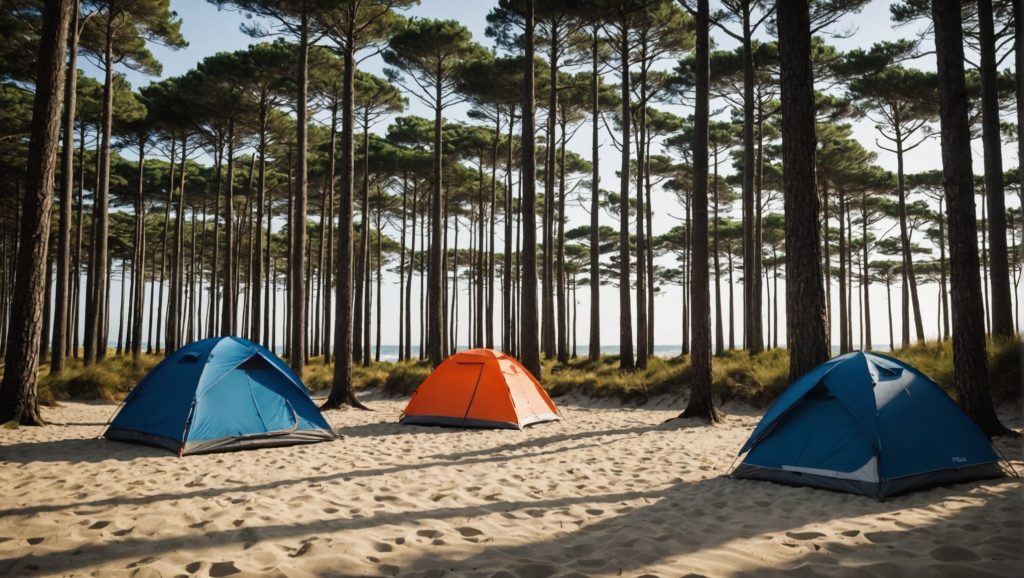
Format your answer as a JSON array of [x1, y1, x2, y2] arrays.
[[886, 337, 1022, 404], [299, 356, 396, 394], [28, 339, 1019, 411], [39, 354, 162, 403], [382, 360, 433, 396]]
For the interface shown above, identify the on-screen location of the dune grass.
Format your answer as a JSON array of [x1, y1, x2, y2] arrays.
[[37, 354, 163, 404], [31, 338, 1020, 409]]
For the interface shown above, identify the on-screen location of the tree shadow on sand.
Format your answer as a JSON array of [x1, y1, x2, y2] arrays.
[[0, 437, 170, 464], [0, 422, 662, 518], [4, 473, 1018, 577], [395, 477, 1022, 578]]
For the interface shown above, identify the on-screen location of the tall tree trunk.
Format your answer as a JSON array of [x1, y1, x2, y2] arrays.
[[589, 29, 601, 361], [503, 109, 515, 354], [680, 0, 718, 422], [486, 114, 498, 349], [477, 157, 486, 349], [713, 152, 723, 355], [634, 41, 648, 368], [325, 18, 364, 409], [427, 82, 444, 367], [930, 0, 1010, 436], [542, 23, 559, 360], [741, 2, 763, 353], [290, 2, 309, 376], [85, 16, 116, 365], [131, 138, 146, 361], [221, 121, 236, 335], [838, 188, 848, 353], [861, 192, 871, 351], [556, 121, 568, 364], [208, 141, 222, 338], [51, 2, 78, 374], [0, 0, 73, 425], [156, 134, 176, 354], [938, 197, 950, 339], [406, 180, 416, 360], [895, 129, 925, 343], [251, 110, 267, 345], [778, 0, 829, 381], [977, 0, 1012, 337], [520, 0, 541, 380], [617, 18, 634, 371]]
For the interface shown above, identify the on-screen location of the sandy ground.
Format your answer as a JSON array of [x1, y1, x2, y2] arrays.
[[0, 394, 1021, 578]]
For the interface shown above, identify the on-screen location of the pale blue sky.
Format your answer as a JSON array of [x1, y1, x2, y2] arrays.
[[90, 0, 1022, 350]]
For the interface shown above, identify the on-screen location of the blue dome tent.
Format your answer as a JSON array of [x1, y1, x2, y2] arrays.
[[105, 337, 336, 456], [732, 352, 1005, 499]]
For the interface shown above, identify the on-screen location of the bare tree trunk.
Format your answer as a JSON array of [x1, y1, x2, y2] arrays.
[[930, 0, 1010, 436], [520, 0, 541, 380], [617, 18, 634, 371], [131, 139, 146, 360], [556, 122, 569, 364], [589, 31, 601, 361], [221, 121, 236, 335], [680, 0, 718, 422], [325, 16, 365, 409], [977, 0, 1012, 337], [779, 0, 830, 381], [0, 0, 73, 425], [51, 0, 79, 374], [290, 2, 309, 376]]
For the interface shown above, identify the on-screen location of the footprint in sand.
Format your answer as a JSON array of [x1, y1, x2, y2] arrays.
[[185, 561, 202, 573], [585, 509, 604, 516], [290, 542, 313, 558], [416, 529, 441, 539], [88, 520, 110, 530], [785, 531, 825, 541], [840, 530, 860, 537], [929, 546, 981, 563], [209, 561, 241, 577], [375, 542, 394, 552], [512, 563, 558, 578], [864, 531, 900, 544], [27, 537, 44, 545], [456, 527, 483, 538]]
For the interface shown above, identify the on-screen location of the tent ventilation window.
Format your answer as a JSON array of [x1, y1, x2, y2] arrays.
[[179, 353, 200, 363], [239, 355, 272, 370]]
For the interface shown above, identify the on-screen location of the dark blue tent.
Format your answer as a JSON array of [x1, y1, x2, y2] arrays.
[[733, 352, 1005, 499], [106, 337, 336, 455]]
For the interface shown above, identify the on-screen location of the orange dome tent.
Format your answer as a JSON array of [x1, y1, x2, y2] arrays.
[[400, 349, 561, 429]]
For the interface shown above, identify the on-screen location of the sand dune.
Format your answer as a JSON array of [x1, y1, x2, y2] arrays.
[[0, 395, 1020, 577]]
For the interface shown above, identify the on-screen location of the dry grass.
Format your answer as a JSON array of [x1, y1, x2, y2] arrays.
[[31, 339, 1020, 410], [38, 354, 162, 404]]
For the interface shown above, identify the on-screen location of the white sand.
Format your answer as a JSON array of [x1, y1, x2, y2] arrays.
[[0, 395, 1021, 578]]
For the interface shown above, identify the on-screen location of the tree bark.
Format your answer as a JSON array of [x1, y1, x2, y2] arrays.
[[290, 2, 309, 376], [51, 1, 78, 374], [131, 136, 146, 361], [617, 17, 634, 371], [930, 0, 1011, 436], [520, 0, 541, 380], [680, 0, 718, 422], [977, 0, 1012, 337], [741, 2, 763, 353], [0, 0, 73, 425], [325, 12, 365, 409], [778, 0, 830, 381], [588, 29, 601, 361]]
